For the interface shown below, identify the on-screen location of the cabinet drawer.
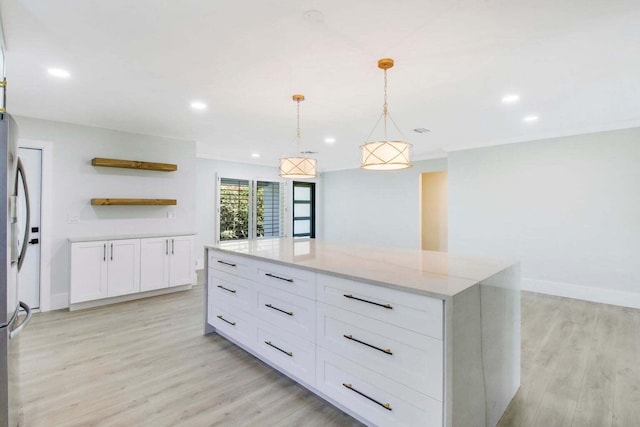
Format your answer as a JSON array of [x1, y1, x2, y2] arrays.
[[209, 304, 257, 350], [208, 270, 256, 313], [255, 262, 316, 299], [208, 250, 256, 280], [317, 303, 443, 400], [256, 325, 315, 387], [256, 286, 315, 341], [317, 274, 443, 339], [317, 348, 442, 427]]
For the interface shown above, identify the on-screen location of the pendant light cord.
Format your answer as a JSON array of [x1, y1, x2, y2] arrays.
[[296, 99, 301, 154], [383, 68, 388, 141]]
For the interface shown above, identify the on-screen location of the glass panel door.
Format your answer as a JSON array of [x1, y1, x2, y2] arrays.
[[256, 180, 283, 238], [292, 182, 315, 238]]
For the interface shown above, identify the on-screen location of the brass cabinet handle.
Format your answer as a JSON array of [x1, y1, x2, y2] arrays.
[[216, 315, 236, 326], [264, 341, 293, 357], [265, 273, 294, 283], [217, 285, 237, 294], [217, 260, 237, 267], [265, 303, 293, 316], [343, 294, 392, 309], [342, 383, 392, 411], [343, 334, 392, 355]]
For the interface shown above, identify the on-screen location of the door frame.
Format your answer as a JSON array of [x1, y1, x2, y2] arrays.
[[18, 139, 53, 312]]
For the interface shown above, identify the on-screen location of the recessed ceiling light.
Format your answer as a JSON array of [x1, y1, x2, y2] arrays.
[[413, 128, 430, 134], [523, 115, 539, 122], [502, 94, 520, 104], [47, 68, 70, 78], [251, 153, 260, 158], [190, 101, 207, 110], [324, 137, 336, 144]]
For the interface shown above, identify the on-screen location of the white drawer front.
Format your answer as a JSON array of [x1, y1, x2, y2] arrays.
[[209, 304, 257, 350], [317, 274, 443, 339], [317, 348, 443, 427], [317, 303, 443, 401], [255, 262, 316, 299], [208, 250, 256, 280], [256, 325, 316, 387], [256, 286, 315, 342], [208, 270, 256, 313]]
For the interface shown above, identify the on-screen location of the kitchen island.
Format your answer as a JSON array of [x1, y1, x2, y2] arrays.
[[204, 238, 520, 427]]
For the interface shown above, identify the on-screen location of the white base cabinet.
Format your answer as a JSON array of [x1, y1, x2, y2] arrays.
[[70, 239, 140, 303], [70, 234, 195, 306], [205, 243, 520, 427], [140, 235, 195, 292]]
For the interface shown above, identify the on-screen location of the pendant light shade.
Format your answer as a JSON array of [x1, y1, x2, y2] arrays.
[[279, 94, 317, 179], [279, 157, 317, 179], [361, 58, 412, 170]]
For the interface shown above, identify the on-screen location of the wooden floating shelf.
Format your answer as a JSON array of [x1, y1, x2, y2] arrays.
[[91, 198, 177, 206], [92, 157, 177, 172]]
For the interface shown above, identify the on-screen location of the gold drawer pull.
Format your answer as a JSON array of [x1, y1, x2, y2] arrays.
[[217, 285, 237, 294], [343, 294, 392, 309], [265, 303, 293, 316], [265, 341, 293, 357], [216, 315, 236, 326], [343, 334, 392, 355], [342, 383, 392, 411]]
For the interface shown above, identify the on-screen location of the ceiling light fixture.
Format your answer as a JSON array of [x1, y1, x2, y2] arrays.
[[47, 68, 70, 78], [502, 94, 520, 103], [279, 94, 317, 179], [190, 101, 207, 110], [523, 115, 539, 122], [324, 137, 336, 144], [251, 153, 260, 158], [361, 58, 412, 170]]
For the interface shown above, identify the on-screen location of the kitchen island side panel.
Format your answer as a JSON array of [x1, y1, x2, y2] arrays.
[[449, 263, 520, 427]]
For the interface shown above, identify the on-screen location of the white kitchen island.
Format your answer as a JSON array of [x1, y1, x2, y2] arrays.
[[204, 238, 520, 427]]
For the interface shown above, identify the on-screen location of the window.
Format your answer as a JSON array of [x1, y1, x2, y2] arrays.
[[219, 178, 250, 241], [292, 181, 315, 238], [218, 177, 284, 242]]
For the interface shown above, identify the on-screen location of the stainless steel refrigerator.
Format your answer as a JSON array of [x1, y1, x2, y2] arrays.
[[1, 112, 32, 426]]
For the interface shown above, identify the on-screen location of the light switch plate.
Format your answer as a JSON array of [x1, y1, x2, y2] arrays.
[[67, 214, 80, 224]]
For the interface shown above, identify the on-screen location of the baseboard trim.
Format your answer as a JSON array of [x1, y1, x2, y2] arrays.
[[51, 292, 70, 311], [68, 284, 193, 311], [522, 278, 640, 309]]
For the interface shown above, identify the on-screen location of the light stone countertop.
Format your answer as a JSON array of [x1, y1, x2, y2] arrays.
[[69, 232, 196, 243], [207, 238, 517, 299]]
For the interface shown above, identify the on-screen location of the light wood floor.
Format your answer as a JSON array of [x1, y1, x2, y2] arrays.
[[13, 287, 640, 426]]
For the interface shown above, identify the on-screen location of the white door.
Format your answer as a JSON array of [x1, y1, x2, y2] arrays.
[[169, 236, 194, 286], [140, 237, 170, 291], [17, 147, 42, 309], [107, 239, 141, 297]]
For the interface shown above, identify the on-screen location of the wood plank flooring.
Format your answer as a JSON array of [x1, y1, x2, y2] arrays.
[[12, 287, 640, 426]]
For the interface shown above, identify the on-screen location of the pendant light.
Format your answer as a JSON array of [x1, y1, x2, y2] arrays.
[[279, 94, 317, 179], [361, 58, 412, 170]]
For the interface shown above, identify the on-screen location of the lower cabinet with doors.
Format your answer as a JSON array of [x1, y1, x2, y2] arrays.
[[205, 240, 520, 427], [70, 233, 195, 306]]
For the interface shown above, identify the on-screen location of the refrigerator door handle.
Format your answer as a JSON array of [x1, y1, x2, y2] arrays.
[[9, 301, 32, 339], [16, 157, 31, 271]]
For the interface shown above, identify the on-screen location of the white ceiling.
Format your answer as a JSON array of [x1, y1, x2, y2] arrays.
[[1, 0, 639, 171]]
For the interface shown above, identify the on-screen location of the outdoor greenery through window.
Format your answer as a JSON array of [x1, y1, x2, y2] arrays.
[[219, 178, 283, 241]]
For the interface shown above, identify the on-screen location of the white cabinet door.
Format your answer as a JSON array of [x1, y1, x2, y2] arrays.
[[107, 239, 141, 297], [169, 235, 194, 286], [70, 241, 108, 303], [140, 237, 170, 291]]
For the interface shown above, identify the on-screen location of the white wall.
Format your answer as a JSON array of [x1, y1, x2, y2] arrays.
[[322, 159, 447, 248], [448, 127, 640, 308], [15, 116, 197, 309]]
